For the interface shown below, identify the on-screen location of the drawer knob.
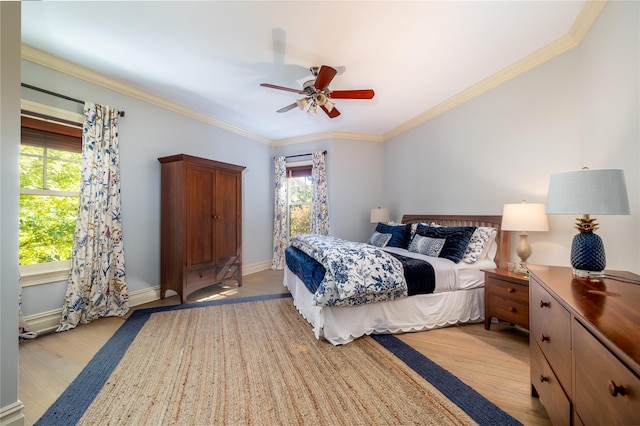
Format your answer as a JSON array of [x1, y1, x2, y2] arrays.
[[507, 287, 516, 293], [608, 380, 628, 397], [509, 307, 516, 313], [540, 300, 550, 308], [540, 334, 550, 343], [540, 375, 549, 383]]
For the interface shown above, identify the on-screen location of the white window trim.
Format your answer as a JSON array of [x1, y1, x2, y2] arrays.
[[19, 100, 81, 287], [21, 99, 84, 123], [20, 260, 71, 287]]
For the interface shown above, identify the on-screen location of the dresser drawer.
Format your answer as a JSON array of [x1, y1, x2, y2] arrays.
[[530, 277, 572, 394], [573, 320, 640, 425], [531, 339, 571, 426]]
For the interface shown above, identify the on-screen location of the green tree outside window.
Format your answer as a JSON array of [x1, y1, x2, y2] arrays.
[[288, 175, 311, 236], [19, 145, 81, 265]]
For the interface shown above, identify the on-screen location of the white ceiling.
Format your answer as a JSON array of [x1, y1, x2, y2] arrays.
[[21, 1, 588, 143]]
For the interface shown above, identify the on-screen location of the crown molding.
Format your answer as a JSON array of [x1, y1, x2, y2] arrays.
[[21, 45, 272, 145], [569, 0, 607, 42], [272, 131, 383, 146], [383, 0, 607, 141]]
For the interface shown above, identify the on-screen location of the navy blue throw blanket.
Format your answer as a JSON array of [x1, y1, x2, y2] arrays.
[[285, 246, 436, 296]]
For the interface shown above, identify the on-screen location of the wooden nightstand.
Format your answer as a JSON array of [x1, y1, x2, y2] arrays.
[[483, 268, 530, 330]]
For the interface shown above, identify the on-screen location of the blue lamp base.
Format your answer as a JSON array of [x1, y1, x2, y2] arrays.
[[570, 232, 606, 277]]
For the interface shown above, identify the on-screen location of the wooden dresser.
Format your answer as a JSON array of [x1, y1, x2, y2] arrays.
[[158, 154, 245, 303], [527, 265, 640, 425]]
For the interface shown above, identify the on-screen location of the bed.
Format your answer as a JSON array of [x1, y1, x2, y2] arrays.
[[284, 214, 511, 345]]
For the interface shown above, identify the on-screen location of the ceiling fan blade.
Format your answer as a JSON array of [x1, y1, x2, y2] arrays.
[[321, 104, 341, 118], [329, 89, 375, 99], [314, 65, 337, 91], [260, 83, 306, 95], [277, 102, 298, 113]]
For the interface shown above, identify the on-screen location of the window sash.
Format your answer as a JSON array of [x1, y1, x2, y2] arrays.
[[19, 110, 82, 277]]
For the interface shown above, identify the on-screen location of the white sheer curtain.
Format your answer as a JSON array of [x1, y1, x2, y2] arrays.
[[271, 156, 288, 270], [58, 102, 129, 331], [310, 151, 330, 235]]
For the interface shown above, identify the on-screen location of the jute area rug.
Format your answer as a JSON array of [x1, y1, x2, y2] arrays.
[[36, 294, 520, 426]]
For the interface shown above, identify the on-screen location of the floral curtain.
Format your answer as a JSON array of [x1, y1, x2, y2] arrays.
[[57, 102, 129, 332], [310, 151, 330, 235], [271, 156, 288, 270]]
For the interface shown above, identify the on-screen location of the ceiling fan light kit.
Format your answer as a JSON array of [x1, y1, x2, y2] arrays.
[[260, 65, 375, 119]]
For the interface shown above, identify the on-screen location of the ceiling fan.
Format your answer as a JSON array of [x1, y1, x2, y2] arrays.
[[260, 65, 375, 118]]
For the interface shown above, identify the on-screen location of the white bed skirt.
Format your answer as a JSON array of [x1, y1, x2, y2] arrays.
[[284, 265, 485, 345]]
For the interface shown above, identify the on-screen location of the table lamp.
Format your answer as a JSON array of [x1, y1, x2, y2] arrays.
[[502, 200, 549, 274], [370, 207, 389, 224], [545, 168, 630, 276]]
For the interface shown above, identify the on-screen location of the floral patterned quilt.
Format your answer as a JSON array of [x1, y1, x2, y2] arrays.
[[289, 234, 408, 307]]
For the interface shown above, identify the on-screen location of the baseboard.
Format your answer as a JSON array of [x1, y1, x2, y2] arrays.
[[243, 260, 271, 275], [0, 400, 25, 426], [24, 260, 273, 335]]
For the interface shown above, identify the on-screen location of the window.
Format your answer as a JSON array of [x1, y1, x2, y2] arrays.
[[19, 114, 82, 270], [287, 164, 312, 237]]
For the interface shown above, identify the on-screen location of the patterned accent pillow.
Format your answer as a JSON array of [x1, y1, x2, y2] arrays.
[[462, 227, 498, 264], [375, 222, 412, 249], [408, 235, 446, 257], [367, 231, 392, 248], [415, 224, 477, 263]]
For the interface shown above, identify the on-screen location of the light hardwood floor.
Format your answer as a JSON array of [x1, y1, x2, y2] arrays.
[[19, 269, 550, 425]]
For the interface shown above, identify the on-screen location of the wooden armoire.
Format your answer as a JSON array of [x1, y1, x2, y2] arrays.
[[158, 154, 245, 303]]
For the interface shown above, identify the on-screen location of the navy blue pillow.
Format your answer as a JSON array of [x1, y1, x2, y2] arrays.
[[375, 222, 411, 249], [414, 224, 477, 263]]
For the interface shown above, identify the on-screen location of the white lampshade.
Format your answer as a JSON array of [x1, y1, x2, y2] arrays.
[[502, 201, 549, 232], [546, 169, 630, 215], [370, 208, 389, 224], [296, 97, 309, 110], [324, 99, 335, 113], [502, 200, 549, 268], [307, 102, 317, 116]]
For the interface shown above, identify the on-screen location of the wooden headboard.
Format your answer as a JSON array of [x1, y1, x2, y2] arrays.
[[401, 214, 510, 269]]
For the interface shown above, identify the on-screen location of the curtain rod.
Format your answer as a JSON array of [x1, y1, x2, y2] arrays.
[[21, 83, 125, 117], [281, 150, 327, 160]]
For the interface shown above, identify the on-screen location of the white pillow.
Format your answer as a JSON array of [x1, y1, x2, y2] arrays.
[[462, 227, 497, 264], [483, 238, 498, 261], [408, 234, 446, 257], [367, 231, 392, 248]]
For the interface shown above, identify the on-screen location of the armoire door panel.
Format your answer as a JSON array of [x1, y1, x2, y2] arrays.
[[215, 170, 240, 262], [186, 165, 215, 268]]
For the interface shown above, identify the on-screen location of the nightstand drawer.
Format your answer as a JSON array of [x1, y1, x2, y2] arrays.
[[483, 269, 530, 330], [486, 294, 529, 329], [486, 276, 529, 304]]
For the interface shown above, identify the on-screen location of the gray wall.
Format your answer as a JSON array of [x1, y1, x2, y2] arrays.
[[1, 2, 22, 419], [384, 1, 639, 273], [19, 59, 276, 315], [273, 137, 385, 243]]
